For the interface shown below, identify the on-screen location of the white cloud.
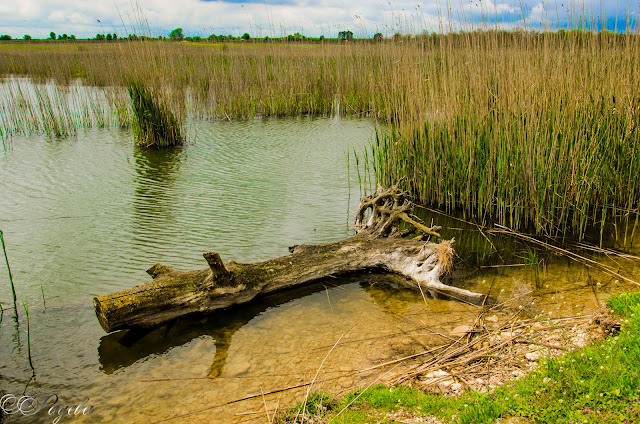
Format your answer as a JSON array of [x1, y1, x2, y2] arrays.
[[0, 0, 637, 38]]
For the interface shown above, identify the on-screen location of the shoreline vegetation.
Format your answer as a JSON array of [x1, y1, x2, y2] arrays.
[[1, 29, 639, 236], [276, 292, 640, 424]]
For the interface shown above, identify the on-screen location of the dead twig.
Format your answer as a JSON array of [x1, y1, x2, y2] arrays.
[[491, 224, 639, 286], [299, 331, 348, 421]]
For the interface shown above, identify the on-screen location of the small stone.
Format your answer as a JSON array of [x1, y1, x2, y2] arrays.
[[422, 370, 455, 388], [531, 322, 544, 331], [225, 361, 251, 375], [500, 331, 518, 340], [450, 325, 473, 338], [525, 352, 541, 361], [450, 382, 463, 392]]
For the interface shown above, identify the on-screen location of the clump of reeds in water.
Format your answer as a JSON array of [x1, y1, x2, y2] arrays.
[[127, 80, 184, 148], [0, 78, 131, 142], [369, 31, 640, 241], [372, 88, 640, 241]]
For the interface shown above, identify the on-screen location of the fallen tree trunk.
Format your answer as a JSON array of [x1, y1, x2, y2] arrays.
[[94, 186, 488, 333]]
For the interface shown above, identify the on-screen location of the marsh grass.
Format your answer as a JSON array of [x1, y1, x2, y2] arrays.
[[0, 229, 18, 318], [0, 78, 131, 142], [367, 32, 640, 240], [519, 247, 541, 289], [128, 80, 184, 147], [22, 302, 34, 372], [0, 29, 639, 236]]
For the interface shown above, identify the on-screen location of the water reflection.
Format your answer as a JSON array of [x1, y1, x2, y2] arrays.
[[96, 273, 461, 378], [360, 275, 423, 314], [98, 280, 348, 376], [131, 146, 185, 238]]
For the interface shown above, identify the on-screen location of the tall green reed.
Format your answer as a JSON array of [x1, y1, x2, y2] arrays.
[[0, 78, 131, 140], [0, 229, 18, 318], [369, 31, 640, 241], [128, 80, 184, 148], [22, 302, 34, 372], [372, 84, 640, 240]]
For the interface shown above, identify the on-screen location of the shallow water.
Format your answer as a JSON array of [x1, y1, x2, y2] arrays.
[[1, 117, 639, 424]]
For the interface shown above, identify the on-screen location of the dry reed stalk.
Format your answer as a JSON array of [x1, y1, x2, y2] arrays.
[[392, 308, 597, 390], [491, 224, 640, 285], [298, 332, 346, 421], [260, 387, 272, 424]]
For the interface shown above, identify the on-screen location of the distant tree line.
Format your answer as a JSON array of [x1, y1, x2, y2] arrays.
[[48, 32, 77, 40], [1, 28, 628, 44]]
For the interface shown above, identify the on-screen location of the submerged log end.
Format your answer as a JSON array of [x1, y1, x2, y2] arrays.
[[93, 296, 113, 333], [146, 263, 174, 279]]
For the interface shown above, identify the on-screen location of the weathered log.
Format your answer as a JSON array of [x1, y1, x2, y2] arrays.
[[94, 186, 488, 333]]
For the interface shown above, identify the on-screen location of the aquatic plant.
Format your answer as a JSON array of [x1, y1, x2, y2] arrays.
[[0, 229, 18, 318], [371, 82, 640, 240], [22, 302, 34, 371], [0, 78, 131, 141], [127, 80, 184, 148]]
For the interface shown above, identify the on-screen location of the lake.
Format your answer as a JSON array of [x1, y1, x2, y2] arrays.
[[1, 115, 638, 423]]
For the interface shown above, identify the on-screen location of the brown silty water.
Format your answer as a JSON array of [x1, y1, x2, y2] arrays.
[[1, 102, 638, 423]]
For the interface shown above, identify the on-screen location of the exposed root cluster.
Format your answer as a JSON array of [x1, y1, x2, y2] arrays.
[[355, 185, 441, 239]]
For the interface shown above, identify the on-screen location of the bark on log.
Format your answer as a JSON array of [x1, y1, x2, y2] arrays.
[[94, 186, 488, 333]]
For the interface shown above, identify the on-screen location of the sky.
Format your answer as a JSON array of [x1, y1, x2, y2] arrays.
[[0, 0, 638, 39]]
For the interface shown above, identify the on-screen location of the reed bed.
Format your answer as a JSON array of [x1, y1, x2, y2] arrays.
[[128, 80, 184, 147], [1, 30, 639, 237], [0, 78, 131, 140], [369, 32, 640, 240]]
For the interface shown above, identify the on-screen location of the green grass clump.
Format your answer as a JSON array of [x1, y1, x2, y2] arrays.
[[127, 80, 183, 148], [338, 385, 468, 421], [607, 292, 640, 316], [278, 392, 339, 423], [293, 291, 640, 424]]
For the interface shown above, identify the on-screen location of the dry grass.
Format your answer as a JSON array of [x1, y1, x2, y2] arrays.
[[1, 30, 639, 237]]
